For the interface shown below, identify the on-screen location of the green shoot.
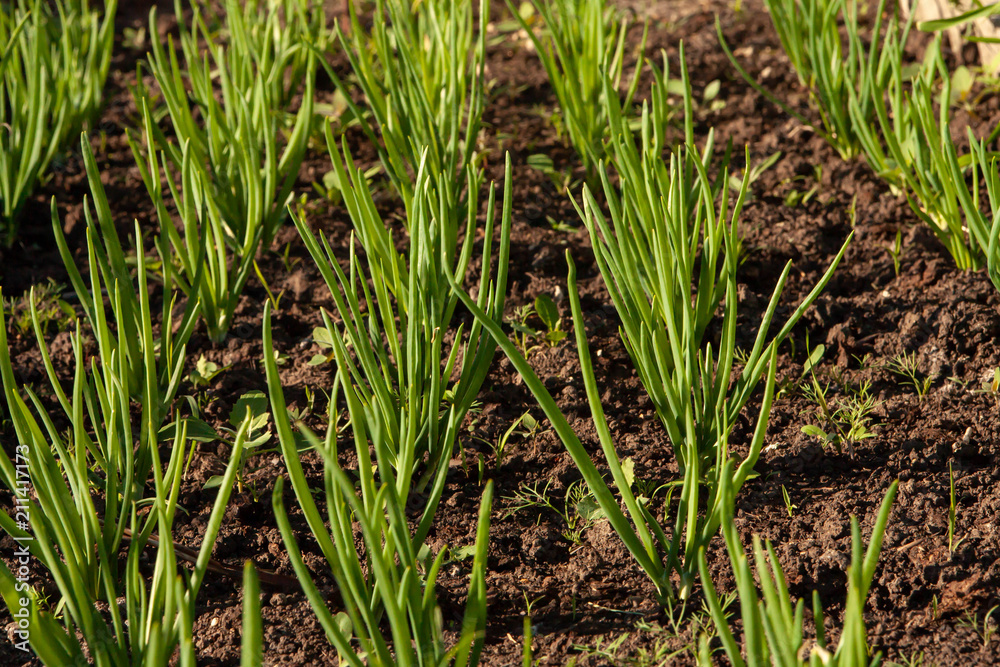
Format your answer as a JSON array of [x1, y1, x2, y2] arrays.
[[781, 485, 797, 518], [698, 473, 898, 667], [493, 411, 543, 465], [129, 0, 317, 342], [523, 593, 542, 667], [957, 605, 999, 649], [781, 164, 822, 208], [948, 462, 959, 554], [887, 650, 927, 667], [523, 614, 534, 667], [729, 150, 782, 198], [0, 0, 117, 243], [977, 368, 1000, 404], [264, 304, 495, 666], [718, 0, 899, 161], [0, 287, 251, 665], [295, 138, 512, 497], [241, 562, 263, 667], [888, 230, 903, 277], [253, 260, 284, 312], [508, 0, 648, 185], [326, 0, 488, 210], [53, 134, 198, 432], [581, 43, 851, 484]]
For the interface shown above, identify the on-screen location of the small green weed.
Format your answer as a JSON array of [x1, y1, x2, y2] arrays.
[[204, 391, 274, 500], [781, 164, 823, 207], [957, 604, 999, 649], [976, 367, 1000, 404], [508, 294, 568, 356], [493, 411, 545, 465], [187, 355, 229, 388], [4, 280, 75, 336], [800, 342, 881, 456], [887, 650, 930, 667], [885, 351, 934, 401], [504, 479, 604, 546]]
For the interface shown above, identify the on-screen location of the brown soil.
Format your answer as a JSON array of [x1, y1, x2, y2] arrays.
[[1, 1, 999, 665]]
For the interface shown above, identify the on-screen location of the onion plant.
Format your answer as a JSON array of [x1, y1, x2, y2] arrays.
[[327, 0, 487, 213], [0, 0, 116, 244], [229, 0, 327, 110], [0, 282, 251, 665], [295, 133, 512, 503], [959, 121, 1000, 292], [507, 0, 646, 185], [722, 0, 988, 271], [718, 0, 901, 161], [452, 47, 852, 601], [452, 248, 779, 603], [53, 134, 199, 432], [276, 144, 510, 663], [129, 0, 316, 342], [264, 307, 494, 666], [580, 45, 851, 487], [697, 470, 898, 667], [850, 37, 984, 271]]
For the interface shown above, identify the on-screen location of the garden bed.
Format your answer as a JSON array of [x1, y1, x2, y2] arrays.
[[1, 0, 999, 665]]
